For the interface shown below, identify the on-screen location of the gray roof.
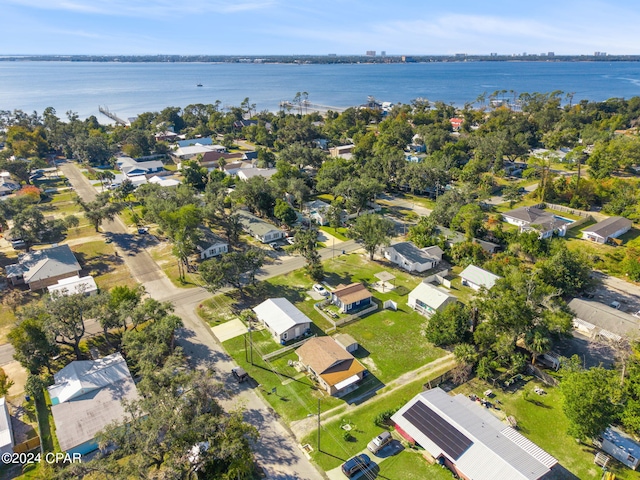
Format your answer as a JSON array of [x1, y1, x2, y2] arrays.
[[459, 264, 501, 290], [435, 226, 500, 252], [391, 388, 557, 480], [253, 298, 312, 336], [237, 210, 281, 237], [389, 242, 442, 265], [237, 168, 277, 180], [567, 298, 640, 339], [582, 216, 632, 239], [6, 245, 81, 284], [195, 226, 228, 251], [49, 353, 139, 452], [503, 207, 550, 224], [409, 282, 457, 309]]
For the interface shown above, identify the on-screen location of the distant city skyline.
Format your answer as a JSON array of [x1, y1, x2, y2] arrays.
[[2, 0, 639, 56]]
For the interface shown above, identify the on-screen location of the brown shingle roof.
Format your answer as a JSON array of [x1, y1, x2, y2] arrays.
[[332, 283, 372, 305], [296, 337, 366, 387]]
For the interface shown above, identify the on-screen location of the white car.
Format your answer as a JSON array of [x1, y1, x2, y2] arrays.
[[313, 284, 329, 296]]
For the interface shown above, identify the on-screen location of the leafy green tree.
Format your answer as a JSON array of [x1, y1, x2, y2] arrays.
[[274, 199, 297, 227], [234, 176, 275, 217], [292, 227, 324, 281], [182, 159, 209, 190], [76, 192, 122, 232], [327, 199, 344, 230], [349, 214, 395, 260], [408, 216, 437, 248], [200, 250, 265, 297], [560, 366, 622, 440], [423, 303, 469, 346], [502, 183, 523, 208], [450, 204, 484, 240], [523, 327, 551, 365], [8, 316, 59, 374], [535, 243, 593, 296]]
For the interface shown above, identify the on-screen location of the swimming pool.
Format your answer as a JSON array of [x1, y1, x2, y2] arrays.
[[553, 215, 574, 224]]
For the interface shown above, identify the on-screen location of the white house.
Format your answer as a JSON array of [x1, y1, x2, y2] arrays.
[[384, 242, 443, 273], [195, 226, 228, 260], [237, 210, 284, 243], [391, 388, 558, 480], [148, 175, 181, 188], [459, 265, 501, 291], [599, 426, 640, 470], [408, 282, 457, 317], [48, 275, 98, 297], [0, 397, 14, 458], [48, 353, 139, 455], [115, 156, 164, 177], [236, 168, 277, 181], [582, 216, 632, 244], [502, 207, 570, 239], [253, 298, 313, 343]]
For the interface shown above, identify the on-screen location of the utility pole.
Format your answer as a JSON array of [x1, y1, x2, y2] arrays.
[[317, 398, 321, 452], [248, 316, 254, 365]]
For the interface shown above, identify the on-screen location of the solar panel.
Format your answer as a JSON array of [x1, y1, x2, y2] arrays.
[[403, 401, 473, 460]]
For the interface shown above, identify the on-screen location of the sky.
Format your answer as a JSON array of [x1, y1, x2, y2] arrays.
[[2, 0, 640, 56]]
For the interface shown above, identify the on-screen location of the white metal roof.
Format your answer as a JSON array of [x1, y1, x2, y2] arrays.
[[391, 388, 557, 480], [253, 298, 312, 336], [48, 275, 98, 296], [409, 282, 457, 309], [459, 264, 501, 290], [0, 397, 14, 452]]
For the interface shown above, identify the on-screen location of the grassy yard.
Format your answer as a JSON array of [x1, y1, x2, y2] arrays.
[[71, 240, 138, 290], [197, 293, 239, 326], [148, 241, 201, 288], [377, 452, 454, 480], [319, 225, 349, 241], [302, 364, 453, 472], [453, 378, 637, 480], [223, 330, 344, 423]]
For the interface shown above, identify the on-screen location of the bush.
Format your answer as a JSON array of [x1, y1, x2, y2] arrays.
[[374, 408, 398, 428]]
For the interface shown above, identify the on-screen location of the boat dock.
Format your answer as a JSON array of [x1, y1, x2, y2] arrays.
[[98, 106, 128, 126]]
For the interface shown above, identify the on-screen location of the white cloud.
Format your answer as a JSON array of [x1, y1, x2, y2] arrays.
[[5, 0, 277, 17]]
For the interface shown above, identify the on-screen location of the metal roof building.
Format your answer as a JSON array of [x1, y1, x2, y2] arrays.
[[253, 298, 313, 342], [459, 264, 501, 291], [392, 388, 558, 480], [568, 298, 640, 342]]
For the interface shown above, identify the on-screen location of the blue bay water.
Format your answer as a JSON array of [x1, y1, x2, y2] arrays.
[[1, 61, 640, 121]]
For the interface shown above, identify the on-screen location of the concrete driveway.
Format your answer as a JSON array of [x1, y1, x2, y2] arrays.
[[211, 318, 247, 342], [324, 441, 404, 480]]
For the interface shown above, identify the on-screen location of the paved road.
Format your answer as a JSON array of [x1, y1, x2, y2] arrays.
[[57, 161, 324, 480]]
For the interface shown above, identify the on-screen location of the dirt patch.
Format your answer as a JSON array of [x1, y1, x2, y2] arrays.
[[4, 361, 27, 397], [360, 357, 380, 375]]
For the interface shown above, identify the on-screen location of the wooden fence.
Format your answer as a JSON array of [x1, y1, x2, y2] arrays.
[[13, 436, 41, 453], [261, 335, 317, 362]]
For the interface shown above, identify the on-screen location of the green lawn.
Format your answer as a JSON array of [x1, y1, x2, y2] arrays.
[[197, 293, 239, 326], [148, 241, 201, 288], [223, 330, 343, 423], [453, 378, 637, 480], [303, 365, 453, 472], [377, 452, 454, 480], [319, 225, 349, 241]]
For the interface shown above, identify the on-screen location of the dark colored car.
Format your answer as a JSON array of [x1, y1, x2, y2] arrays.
[[341, 454, 371, 477], [231, 367, 249, 383]]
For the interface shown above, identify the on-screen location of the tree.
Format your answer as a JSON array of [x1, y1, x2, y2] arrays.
[[408, 216, 437, 248], [8, 316, 59, 374], [450, 204, 484, 240], [274, 199, 297, 227], [45, 294, 90, 360], [502, 183, 523, 208], [349, 214, 395, 260], [524, 327, 551, 365], [292, 227, 324, 281], [327, 199, 344, 230], [182, 159, 209, 190], [0, 368, 14, 397], [234, 176, 275, 217], [199, 250, 265, 296], [76, 193, 122, 232], [560, 365, 622, 440], [535, 243, 593, 296], [74, 369, 258, 480], [423, 303, 470, 346]]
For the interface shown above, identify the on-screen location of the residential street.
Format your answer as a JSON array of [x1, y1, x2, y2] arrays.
[[53, 161, 326, 479]]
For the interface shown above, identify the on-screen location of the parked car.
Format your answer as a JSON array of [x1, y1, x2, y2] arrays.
[[313, 284, 329, 297], [341, 454, 371, 478], [137, 227, 149, 234], [286, 237, 295, 245], [231, 367, 249, 383], [610, 300, 621, 310], [367, 431, 392, 454]]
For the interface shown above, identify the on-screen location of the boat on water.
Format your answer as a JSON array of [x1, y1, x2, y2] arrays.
[[197, 83, 203, 87]]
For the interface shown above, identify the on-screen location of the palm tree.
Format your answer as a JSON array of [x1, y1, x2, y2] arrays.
[[525, 328, 551, 365]]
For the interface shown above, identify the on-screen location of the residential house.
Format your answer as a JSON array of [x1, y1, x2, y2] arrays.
[[154, 130, 178, 142], [331, 283, 373, 313], [391, 388, 558, 480], [303, 199, 332, 226], [199, 151, 245, 170], [253, 298, 312, 343], [48, 275, 98, 297], [0, 397, 14, 457], [148, 175, 181, 188], [449, 117, 464, 131], [236, 168, 277, 182], [598, 427, 640, 470], [567, 298, 640, 342], [329, 145, 354, 158], [237, 210, 284, 243], [582, 216, 632, 244], [48, 353, 140, 455], [435, 226, 501, 254], [176, 136, 221, 148], [502, 207, 569, 239], [384, 242, 443, 273], [6, 245, 81, 290], [171, 143, 224, 161], [296, 337, 366, 397], [115, 156, 164, 178], [195, 226, 228, 260], [459, 265, 501, 291], [408, 281, 457, 317]]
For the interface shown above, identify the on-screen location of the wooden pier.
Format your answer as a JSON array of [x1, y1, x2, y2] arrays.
[[98, 106, 128, 126]]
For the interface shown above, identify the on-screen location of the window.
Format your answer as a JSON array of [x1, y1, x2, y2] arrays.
[[283, 332, 288, 340]]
